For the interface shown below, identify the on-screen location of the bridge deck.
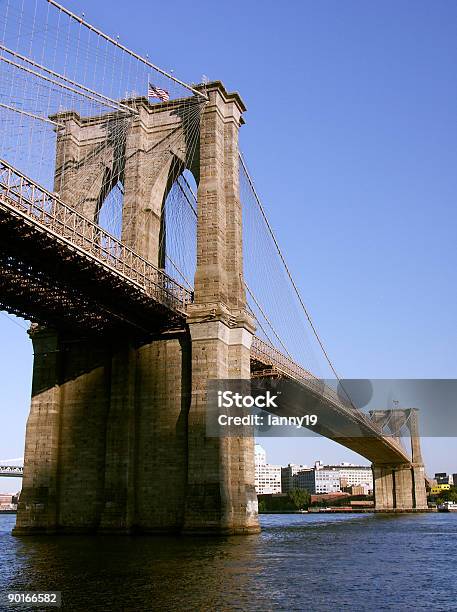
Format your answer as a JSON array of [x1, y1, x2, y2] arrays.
[[0, 160, 413, 466], [0, 159, 192, 334], [251, 337, 411, 465]]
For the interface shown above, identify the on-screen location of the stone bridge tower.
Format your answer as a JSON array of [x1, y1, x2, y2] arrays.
[[370, 408, 427, 511], [15, 82, 260, 535]]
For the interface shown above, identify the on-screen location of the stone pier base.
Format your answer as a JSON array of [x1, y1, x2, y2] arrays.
[[14, 328, 193, 535], [373, 463, 428, 511], [14, 324, 259, 536]]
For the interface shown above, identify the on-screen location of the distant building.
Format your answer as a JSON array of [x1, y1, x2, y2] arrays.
[[349, 484, 371, 496], [435, 473, 453, 485], [254, 444, 281, 494], [431, 484, 451, 495], [255, 444, 266, 466], [294, 465, 340, 494], [453, 474, 457, 487], [281, 464, 308, 493], [0, 493, 16, 511], [293, 461, 373, 495], [335, 463, 373, 490]]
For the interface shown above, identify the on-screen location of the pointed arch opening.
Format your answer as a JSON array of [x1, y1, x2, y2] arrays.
[[160, 167, 197, 291], [95, 179, 124, 240]]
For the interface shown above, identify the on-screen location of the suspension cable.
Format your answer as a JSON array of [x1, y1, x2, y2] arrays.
[[244, 278, 293, 359], [47, 0, 208, 101], [239, 151, 355, 406]]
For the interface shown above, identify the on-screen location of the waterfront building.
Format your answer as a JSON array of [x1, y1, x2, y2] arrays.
[[294, 466, 340, 494], [430, 484, 451, 495], [255, 444, 266, 466], [0, 493, 17, 511], [349, 484, 371, 496], [255, 444, 281, 494], [335, 463, 373, 491], [435, 473, 453, 485], [293, 461, 373, 494], [281, 464, 308, 493]]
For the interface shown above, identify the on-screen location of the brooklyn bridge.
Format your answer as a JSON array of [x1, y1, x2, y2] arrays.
[[0, 0, 427, 535]]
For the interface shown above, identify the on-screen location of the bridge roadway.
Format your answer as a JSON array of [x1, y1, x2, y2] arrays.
[[251, 337, 411, 465], [0, 159, 411, 468], [0, 466, 23, 477], [0, 159, 192, 335]]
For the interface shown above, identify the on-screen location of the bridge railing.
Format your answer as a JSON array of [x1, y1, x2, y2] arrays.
[[0, 159, 193, 314], [251, 336, 320, 384], [251, 336, 353, 407]]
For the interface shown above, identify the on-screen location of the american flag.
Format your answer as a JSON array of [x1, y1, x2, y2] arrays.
[[148, 82, 170, 102]]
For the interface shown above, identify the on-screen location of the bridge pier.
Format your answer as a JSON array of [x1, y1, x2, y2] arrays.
[[371, 408, 427, 512], [412, 464, 428, 509], [372, 465, 395, 510], [393, 465, 415, 509], [15, 330, 192, 535], [96, 336, 192, 534], [133, 336, 190, 533], [98, 343, 137, 533], [183, 315, 259, 534], [14, 328, 61, 533], [15, 327, 110, 534], [373, 464, 428, 511]]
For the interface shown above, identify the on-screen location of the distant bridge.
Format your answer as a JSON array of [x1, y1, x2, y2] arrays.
[[0, 466, 23, 477]]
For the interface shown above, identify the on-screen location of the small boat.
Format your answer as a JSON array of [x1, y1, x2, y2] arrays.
[[437, 501, 457, 512]]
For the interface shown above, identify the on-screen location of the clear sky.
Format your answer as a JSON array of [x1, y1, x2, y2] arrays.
[[1, 0, 457, 491]]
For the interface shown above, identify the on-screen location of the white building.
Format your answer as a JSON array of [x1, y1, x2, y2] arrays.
[[254, 444, 266, 466], [254, 444, 281, 494], [295, 466, 340, 494], [336, 462, 373, 490], [0, 493, 17, 511], [294, 461, 373, 494]]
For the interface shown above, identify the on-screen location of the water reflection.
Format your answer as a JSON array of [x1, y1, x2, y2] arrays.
[[1, 513, 457, 610]]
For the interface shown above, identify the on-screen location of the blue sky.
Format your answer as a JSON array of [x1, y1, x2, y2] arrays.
[[1, 0, 457, 491]]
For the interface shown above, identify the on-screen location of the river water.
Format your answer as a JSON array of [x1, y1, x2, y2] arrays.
[[0, 512, 456, 611]]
